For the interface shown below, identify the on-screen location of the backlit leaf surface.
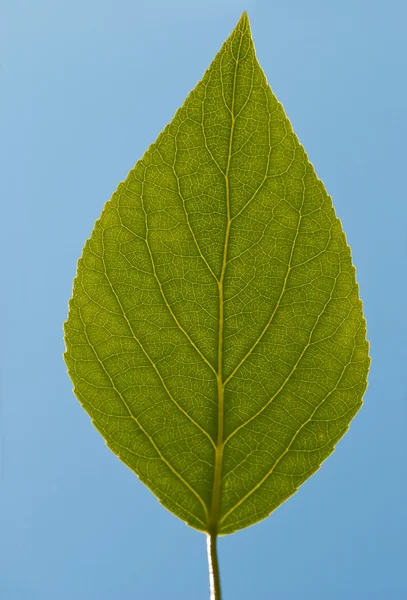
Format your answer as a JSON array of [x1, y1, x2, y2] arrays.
[[64, 13, 369, 535]]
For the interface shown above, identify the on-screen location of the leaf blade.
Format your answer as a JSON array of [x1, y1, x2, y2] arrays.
[[64, 12, 369, 535]]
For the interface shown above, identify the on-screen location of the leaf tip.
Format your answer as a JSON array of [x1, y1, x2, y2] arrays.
[[239, 10, 250, 27]]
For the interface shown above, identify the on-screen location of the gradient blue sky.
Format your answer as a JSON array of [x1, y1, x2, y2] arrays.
[[1, 1, 406, 598]]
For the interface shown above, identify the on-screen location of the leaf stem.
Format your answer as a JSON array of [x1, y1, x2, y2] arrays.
[[207, 532, 222, 600]]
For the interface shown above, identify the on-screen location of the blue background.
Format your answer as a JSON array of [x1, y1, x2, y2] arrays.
[[1, 1, 406, 598]]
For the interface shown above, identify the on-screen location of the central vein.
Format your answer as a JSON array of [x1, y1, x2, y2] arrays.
[[209, 35, 242, 533]]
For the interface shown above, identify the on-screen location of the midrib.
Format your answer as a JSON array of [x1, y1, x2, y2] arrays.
[[209, 33, 243, 534]]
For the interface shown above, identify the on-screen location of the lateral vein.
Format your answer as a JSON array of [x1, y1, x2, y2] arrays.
[[76, 300, 209, 520]]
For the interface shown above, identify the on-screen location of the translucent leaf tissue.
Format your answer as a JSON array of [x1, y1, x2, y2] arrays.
[[64, 12, 369, 599]]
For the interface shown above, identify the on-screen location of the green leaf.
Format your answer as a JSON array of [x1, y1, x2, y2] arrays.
[[64, 12, 369, 536]]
